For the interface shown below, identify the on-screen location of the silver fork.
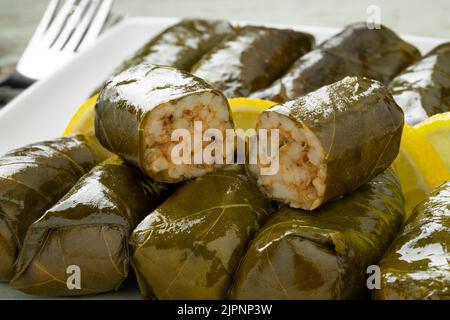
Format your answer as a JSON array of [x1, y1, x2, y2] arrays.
[[4, 0, 114, 88]]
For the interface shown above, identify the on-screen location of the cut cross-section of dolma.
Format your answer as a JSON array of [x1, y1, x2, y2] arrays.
[[0, 136, 99, 281], [191, 26, 315, 98], [373, 181, 450, 300], [389, 42, 450, 125], [249, 76, 404, 210], [10, 158, 168, 296], [251, 22, 421, 102], [116, 19, 234, 73], [130, 166, 272, 299], [95, 64, 234, 183], [230, 168, 405, 300]]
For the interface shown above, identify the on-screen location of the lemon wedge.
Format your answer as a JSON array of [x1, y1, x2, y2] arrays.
[[63, 94, 98, 136], [228, 97, 277, 131], [393, 112, 450, 217], [414, 112, 450, 177], [393, 126, 430, 214], [63, 94, 112, 160]]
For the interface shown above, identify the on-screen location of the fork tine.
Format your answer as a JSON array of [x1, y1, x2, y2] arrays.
[[53, 0, 91, 50], [16, 0, 60, 76], [64, 0, 100, 51], [42, 0, 77, 47], [26, 0, 60, 48], [77, 0, 113, 51]]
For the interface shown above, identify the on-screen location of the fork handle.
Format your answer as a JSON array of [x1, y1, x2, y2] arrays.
[[1, 70, 36, 89]]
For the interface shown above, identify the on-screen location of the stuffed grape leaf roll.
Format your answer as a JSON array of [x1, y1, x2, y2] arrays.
[[389, 42, 450, 125], [251, 22, 421, 102], [191, 26, 315, 98], [249, 76, 404, 210], [130, 166, 272, 299], [116, 19, 234, 73], [0, 136, 99, 281], [373, 181, 450, 300], [95, 64, 234, 183], [230, 168, 405, 300], [10, 158, 168, 296]]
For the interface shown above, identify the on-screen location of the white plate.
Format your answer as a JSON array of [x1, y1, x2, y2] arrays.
[[0, 16, 448, 299]]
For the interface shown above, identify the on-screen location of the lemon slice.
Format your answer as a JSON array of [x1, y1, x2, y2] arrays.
[[414, 112, 450, 178], [63, 94, 112, 160], [63, 94, 98, 136], [393, 112, 450, 217], [393, 126, 429, 214], [228, 97, 278, 131]]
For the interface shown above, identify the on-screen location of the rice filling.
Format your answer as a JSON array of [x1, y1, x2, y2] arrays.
[[142, 92, 234, 181], [250, 111, 326, 209]]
